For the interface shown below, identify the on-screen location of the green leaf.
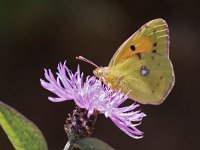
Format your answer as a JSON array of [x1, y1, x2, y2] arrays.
[[0, 101, 48, 150], [71, 137, 115, 150]]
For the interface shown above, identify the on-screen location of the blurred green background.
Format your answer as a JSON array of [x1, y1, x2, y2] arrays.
[[0, 0, 199, 149]]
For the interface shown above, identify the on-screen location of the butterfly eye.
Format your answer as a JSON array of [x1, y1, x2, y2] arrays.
[[97, 70, 101, 74], [93, 68, 103, 78]]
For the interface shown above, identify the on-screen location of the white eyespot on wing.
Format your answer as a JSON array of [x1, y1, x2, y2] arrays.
[[140, 65, 150, 77]]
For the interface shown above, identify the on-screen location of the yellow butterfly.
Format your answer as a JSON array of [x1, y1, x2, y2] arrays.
[[77, 18, 175, 105]]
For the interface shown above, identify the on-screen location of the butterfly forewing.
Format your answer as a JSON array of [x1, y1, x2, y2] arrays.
[[109, 18, 169, 66]]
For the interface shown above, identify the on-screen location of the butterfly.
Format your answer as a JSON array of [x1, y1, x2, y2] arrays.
[[77, 18, 175, 105]]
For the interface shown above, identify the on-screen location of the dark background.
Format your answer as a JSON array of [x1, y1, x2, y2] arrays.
[[0, 0, 199, 150]]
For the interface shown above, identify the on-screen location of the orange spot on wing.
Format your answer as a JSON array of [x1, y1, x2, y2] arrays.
[[121, 36, 152, 59]]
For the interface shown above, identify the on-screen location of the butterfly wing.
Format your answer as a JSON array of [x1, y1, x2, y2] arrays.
[[108, 53, 174, 104], [106, 18, 174, 104], [109, 18, 169, 66]]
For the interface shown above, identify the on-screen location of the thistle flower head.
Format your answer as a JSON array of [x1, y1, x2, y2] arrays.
[[40, 61, 146, 139]]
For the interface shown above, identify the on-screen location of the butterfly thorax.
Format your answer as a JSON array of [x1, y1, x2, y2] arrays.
[[93, 67, 123, 90]]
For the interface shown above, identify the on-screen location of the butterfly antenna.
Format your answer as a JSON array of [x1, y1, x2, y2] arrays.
[[76, 56, 99, 68]]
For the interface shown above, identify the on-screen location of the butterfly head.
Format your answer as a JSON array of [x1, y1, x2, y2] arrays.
[[93, 67, 108, 78]]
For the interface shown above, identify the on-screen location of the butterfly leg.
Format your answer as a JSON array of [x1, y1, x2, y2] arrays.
[[116, 76, 124, 87]]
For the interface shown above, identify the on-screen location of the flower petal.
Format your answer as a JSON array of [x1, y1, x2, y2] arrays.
[[41, 61, 146, 139]]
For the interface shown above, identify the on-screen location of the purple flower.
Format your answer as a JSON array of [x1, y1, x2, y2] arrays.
[[40, 61, 146, 139]]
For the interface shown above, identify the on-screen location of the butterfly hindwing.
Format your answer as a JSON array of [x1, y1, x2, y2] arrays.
[[108, 52, 174, 104]]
